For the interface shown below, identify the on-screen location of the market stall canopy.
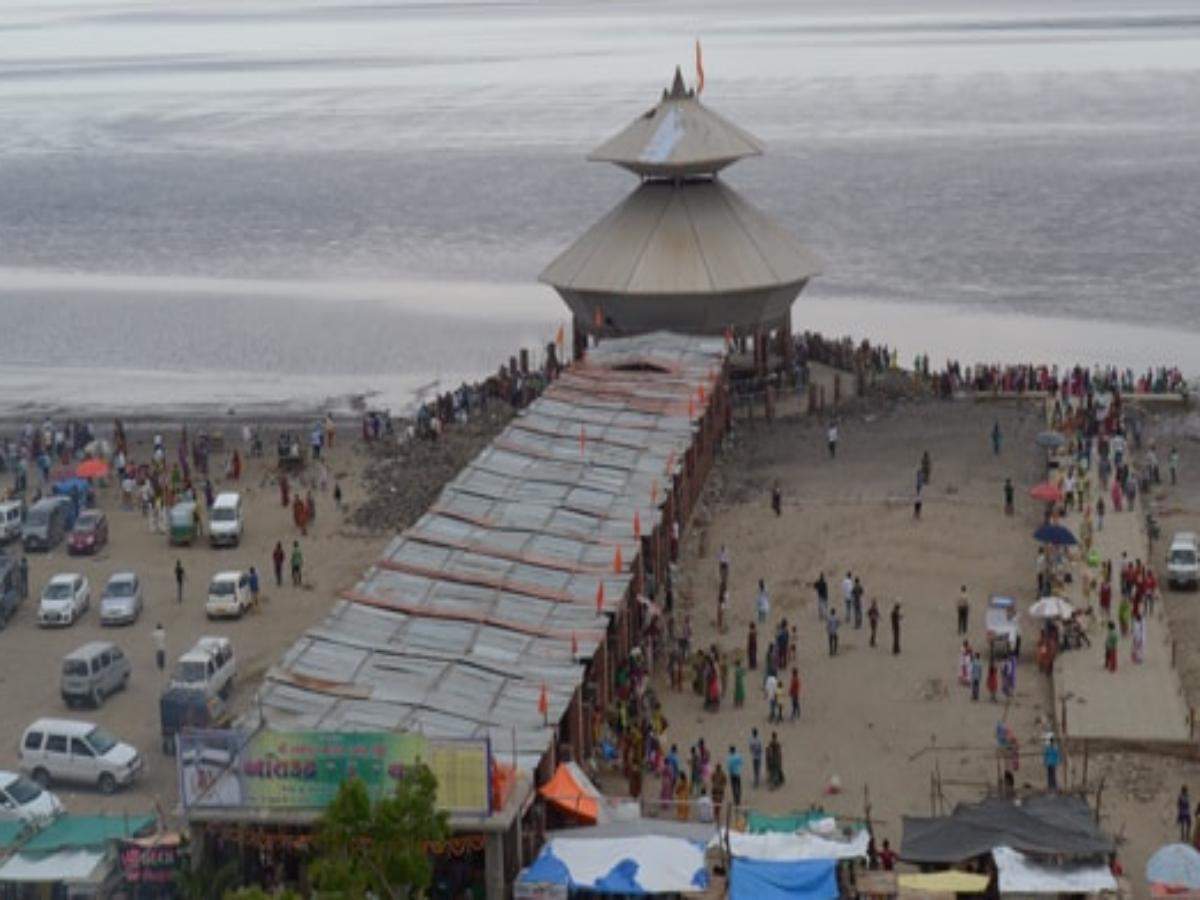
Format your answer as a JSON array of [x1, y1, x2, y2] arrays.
[[1148, 843, 1200, 891], [517, 834, 709, 894], [993, 845, 1116, 894], [729, 858, 837, 900], [1029, 596, 1074, 620], [722, 827, 870, 861], [901, 795, 1112, 864], [539, 762, 606, 824], [588, 67, 763, 176], [1029, 482, 1064, 503]]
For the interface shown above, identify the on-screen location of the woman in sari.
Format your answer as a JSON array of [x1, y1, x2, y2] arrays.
[[958, 641, 972, 685], [1131, 613, 1146, 664], [674, 774, 690, 821]]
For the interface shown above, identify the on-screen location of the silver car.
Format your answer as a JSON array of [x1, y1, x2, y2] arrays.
[[100, 572, 143, 626]]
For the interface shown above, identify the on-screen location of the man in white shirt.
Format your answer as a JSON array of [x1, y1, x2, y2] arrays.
[[842, 572, 854, 621], [827, 420, 839, 458]]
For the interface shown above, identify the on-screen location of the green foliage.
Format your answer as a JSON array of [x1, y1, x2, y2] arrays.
[[178, 858, 240, 900], [309, 763, 450, 899], [224, 888, 302, 900]]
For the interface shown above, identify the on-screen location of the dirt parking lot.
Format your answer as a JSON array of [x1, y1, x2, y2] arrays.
[[0, 432, 380, 821]]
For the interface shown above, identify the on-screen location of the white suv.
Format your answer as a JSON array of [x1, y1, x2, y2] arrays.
[[38, 574, 90, 627], [19, 719, 143, 794], [1168, 532, 1200, 590]]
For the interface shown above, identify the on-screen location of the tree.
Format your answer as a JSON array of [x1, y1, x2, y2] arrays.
[[309, 763, 450, 899]]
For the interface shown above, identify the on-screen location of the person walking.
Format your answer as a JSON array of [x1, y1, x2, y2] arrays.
[[1004, 477, 1014, 515], [290, 541, 304, 586], [767, 732, 785, 789], [867, 599, 880, 647], [756, 579, 770, 624], [710, 763, 727, 824], [826, 608, 840, 656], [749, 728, 763, 789], [764, 671, 778, 722], [272, 541, 285, 587], [1043, 736, 1060, 791], [771, 482, 782, 517], [956, 585, 969, 635], [970, 652, 983, 701], [913, 482, 923, 519], [1178, 786, 1193, 842], [248, 566, 260, 610], [986, 659, 999, 702], [841, 571, 854, 622], [1170, 446, 1180, 486], [747, 622, 758, 671], [827, 420, 838, 459], [891, 603, 902, 655], [153, 622, 166, 671], [174, 559, 185, 604], [789, 668, 801, 721], [992, 420, 1002, 455], [727, 746, 743, 808], [813, 572, 829, 621], [852, 577, 864, 629], [18, 556, 28, 600]]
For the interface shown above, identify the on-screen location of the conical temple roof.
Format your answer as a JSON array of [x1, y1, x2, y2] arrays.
[[588, 67, 764, 177], [539, 179, 822, 296]]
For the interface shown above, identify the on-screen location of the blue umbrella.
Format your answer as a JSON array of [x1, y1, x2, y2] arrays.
[[1034, 523, 1077, 546], [1147, 843, 1200, 889]]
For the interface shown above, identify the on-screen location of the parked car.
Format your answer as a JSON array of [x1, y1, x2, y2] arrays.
[[208, 493, 244, 547], [19, 719, 143, 794], [0, 770, 63, 825], [22, 497, 72, 552], [205, 571, 251, 619], [99, 572, 143, 626], [0, 499, 22, 544], [168, 501, 201, 546], [38, 574, 90, 627], [67, 511, 108, 556], [1167, 532, 1199, 590], [61, 641, 131, 708], [0, 555, 22, 628], [170, 636, 236, 700]]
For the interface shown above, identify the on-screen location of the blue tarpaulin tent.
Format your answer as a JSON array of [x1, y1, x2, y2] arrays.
[[729, 858, 838, 900], [517, 835, 709, 894]]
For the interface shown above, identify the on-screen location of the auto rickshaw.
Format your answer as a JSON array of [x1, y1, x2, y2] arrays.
[[168, 500, 201, 546]]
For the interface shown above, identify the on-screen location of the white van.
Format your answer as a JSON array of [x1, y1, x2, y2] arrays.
[[170, 636, 236, 700], [61, 641, 131, 708], [1168, 532, 1200, 590], [0, 770, 62, 825], [19, 719, 143, 794], [205, 571, 251, 619], [0, 500, 22, 543], [208, 493, 244, 547]]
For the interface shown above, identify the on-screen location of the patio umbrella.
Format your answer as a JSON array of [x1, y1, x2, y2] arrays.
[[1147, 843, 1200, 890], [75, 459, 109, 479], [1036, 431, 1066, 449], [1029, 482, 1063, 503], [1033, 523, 1077, 546], [1029, 596, 1074, 620]]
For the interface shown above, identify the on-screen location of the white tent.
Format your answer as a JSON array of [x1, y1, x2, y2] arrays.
[[993, 846, 1116, 894], [721, 828, 871, 862]]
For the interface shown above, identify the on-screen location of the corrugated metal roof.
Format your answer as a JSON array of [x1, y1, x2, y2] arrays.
[[252, 333, 725, 774]]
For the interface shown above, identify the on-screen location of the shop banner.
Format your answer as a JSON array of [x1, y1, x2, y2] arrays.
[[178, 729, 490, 816], [119, 840, 181, 884]]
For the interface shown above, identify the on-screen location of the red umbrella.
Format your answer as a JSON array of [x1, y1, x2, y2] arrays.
[[1029, 482, 1062, 503], [76, 459, 109, 479]]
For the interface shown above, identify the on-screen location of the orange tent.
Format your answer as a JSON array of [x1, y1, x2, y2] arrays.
[[538, 762, 603, 824]]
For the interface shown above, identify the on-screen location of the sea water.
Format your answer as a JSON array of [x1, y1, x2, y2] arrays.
[[0, 0, 1198, 413]]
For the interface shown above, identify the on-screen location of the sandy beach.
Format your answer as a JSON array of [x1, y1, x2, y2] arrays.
[[601, 380, 1200, 892]]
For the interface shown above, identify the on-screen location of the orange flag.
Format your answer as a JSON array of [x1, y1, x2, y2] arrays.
[[538, 683, 549, 719], [651, 480, 659, 504], [593, 306, 603, 329], [613, 545, 623, 573], [579, 426, 586, 456], [595, 581, 605, 613], [555, 324, 565, 348], [695, 39, 705, 95], [633, 511, 641, 539], [571, 632, 579, 657], [698, 385, 706, 404]]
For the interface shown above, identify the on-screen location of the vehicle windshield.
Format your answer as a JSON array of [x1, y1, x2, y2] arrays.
[[26, 509, 48, 526], [42, 583, 72, 600], [86, 728, 118, 755], [104, 580, 135, 598], [209, 580, 235, 596], [5, 776, 42, 805], [1172, 549, 1197, 565], [63, 660, 89, 676], [73, 517, 98, 533], [211, 508, 236, 522], [173, 661, 207, 683]]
